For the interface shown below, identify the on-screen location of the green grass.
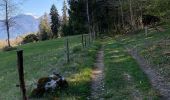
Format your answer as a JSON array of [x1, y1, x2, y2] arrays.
[[103, 39, 160, 99], [1, 26, 169, 100], [0, 35, 101, 100], [116, 27, 170, 82]]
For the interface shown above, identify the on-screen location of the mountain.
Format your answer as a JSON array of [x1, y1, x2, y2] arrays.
[[0, 14, 40, 40]]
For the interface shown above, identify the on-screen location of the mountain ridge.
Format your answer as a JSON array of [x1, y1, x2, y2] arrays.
[[0, 14, 40, 40]]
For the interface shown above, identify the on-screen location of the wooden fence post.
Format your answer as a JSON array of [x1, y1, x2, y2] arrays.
[[66, 37, 70, 63], [85, 35, 87, 47], [88, 34, 90, 46], [82, 34, 84, 48], [17, 50, 27, 100], [145, 26, 148, 36]]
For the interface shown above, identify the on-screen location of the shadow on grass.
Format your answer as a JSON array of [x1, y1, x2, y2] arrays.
[[103, 39, 160, 99]]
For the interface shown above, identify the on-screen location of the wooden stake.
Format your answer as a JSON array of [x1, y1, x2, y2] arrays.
[[82, 34, 84, 48], [17, 50, 27, 100], [145, 26, 148, 36], [85, 35, 87, 47], [66, 37, 70, 63]]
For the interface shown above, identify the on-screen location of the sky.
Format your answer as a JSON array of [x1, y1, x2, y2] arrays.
[[0, 0, 66, 40], [20, 0, 65, 17]]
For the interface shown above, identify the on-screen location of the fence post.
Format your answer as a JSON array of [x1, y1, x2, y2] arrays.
[[85, 35, 87, 47], [66, 37, 70, 63], [82, 34, 84, 48], [145, 26, 148, 36], [17, 50, 27, 100]]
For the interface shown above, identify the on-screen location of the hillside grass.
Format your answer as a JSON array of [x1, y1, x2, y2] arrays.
[[0, 35, 101, 100], [1, 26, 169, 100], [116, 26, 170, 82], [102, 38, 160, 99]]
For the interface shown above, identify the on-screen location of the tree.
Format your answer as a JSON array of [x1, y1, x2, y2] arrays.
[[61, 0, 70, 63], [50, 4, 60, 38], [86, 0, 91, 41], [0, 0, 18, 47], [22, 33, 38, 44], [119, 0, 124, 28], [62, 0, 68, 26], [68, 0, 88, 35], [61, 0, 68, 36], [39, 13, 51, 40], [67, 0, 168, 36]]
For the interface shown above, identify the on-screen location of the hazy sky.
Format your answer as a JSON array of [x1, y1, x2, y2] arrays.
[[21, 0, 64, 17]]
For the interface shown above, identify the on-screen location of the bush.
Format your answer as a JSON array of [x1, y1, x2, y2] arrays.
[[73, 45, 82, 53], [2, 46, 17, 51], [38, 31, 51, 41], [93, 41, 102, 50], [22, 34, 39, 44]]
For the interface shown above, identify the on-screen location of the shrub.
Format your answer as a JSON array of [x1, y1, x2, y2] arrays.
[[2, 46, 17, 51], [38, 32, 50, 41], [142, 15, 160, 26], [22, 34, 39, 44], [73, 45, 82, 53], [93, 41, 102, 50]]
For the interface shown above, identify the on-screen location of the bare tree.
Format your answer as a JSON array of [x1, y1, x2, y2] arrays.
[[0, 0, 19, 47]]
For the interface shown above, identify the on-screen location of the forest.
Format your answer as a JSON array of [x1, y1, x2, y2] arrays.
[[66, 0, 170, 36]]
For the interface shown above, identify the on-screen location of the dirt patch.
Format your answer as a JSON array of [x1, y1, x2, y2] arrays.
[[126, 48, 170, 100], [91, 47, 104, 100]]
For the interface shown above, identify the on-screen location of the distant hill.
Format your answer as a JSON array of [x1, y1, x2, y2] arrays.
[[0, 14, 40, 40]]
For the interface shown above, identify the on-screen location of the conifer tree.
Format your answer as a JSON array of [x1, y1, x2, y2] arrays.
[[68, 0, 88, 35], [50, 4, 60, 38]]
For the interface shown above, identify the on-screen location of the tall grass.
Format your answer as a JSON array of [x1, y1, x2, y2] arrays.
[[0, 37, 22, 49]]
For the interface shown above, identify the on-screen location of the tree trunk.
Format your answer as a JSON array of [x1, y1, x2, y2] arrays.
[[86, 0, 92, 42], [5, 1, 11, 47], [7, 24, 10, 47], [119, 0, 125, 28], [91, 11, 95, 40], [129, 0, 135, 30], [138, 2, 144, 29]]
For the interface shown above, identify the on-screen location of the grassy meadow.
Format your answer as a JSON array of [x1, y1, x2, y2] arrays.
[[0, 35, 101, 100], [116, 25, 170, 82], [1, 26, 170, 100], [102, 38, 160, 99]]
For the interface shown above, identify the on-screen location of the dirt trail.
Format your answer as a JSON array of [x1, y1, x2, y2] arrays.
[[127, 48, 170, 100], [91, 48, 104, 100]]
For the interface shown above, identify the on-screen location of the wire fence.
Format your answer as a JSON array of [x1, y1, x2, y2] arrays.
[[0, 34, 91, 100]]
